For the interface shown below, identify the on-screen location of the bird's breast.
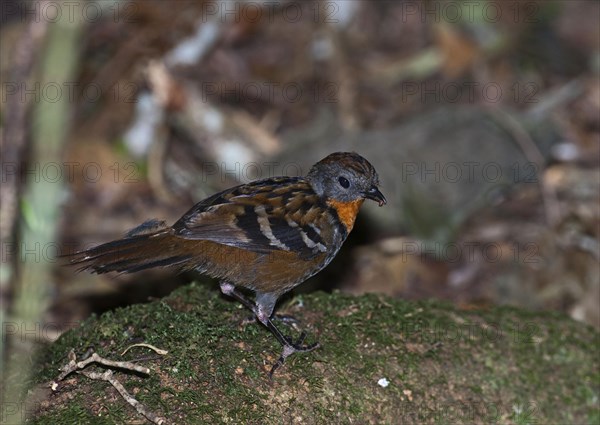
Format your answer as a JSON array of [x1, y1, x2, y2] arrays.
[[326, 199, 365, 233]]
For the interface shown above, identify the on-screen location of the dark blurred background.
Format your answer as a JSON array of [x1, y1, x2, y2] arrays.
[[1, 1, 599, 392]]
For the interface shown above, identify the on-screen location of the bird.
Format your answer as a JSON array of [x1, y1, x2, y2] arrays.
[[69, 151, 386, 377]]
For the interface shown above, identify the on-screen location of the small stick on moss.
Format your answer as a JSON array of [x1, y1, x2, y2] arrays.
[[53, 349, 165, 425], [79, 369, 165, 425], [56, 350, 150, 381], [121, 343, 168, 356]]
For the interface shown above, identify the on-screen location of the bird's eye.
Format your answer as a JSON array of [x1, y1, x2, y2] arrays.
[[338, 176, 350, 189]]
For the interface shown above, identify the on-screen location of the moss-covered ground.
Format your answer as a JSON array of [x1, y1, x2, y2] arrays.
[[27, 282, 599, 424]]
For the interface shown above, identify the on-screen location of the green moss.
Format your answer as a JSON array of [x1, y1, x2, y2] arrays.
[[29, 282, 599, 424]]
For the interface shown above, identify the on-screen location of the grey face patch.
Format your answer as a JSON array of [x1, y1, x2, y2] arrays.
[[306, 152, 381, 203]]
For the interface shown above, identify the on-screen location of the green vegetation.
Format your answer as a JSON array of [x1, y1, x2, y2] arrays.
[[30, 283, 599, 424]]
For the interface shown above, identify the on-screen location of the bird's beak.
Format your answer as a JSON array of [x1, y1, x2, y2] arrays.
[[365, 186, 387, 207]]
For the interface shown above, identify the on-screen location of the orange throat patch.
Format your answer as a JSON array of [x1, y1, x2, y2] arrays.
[[327, 199, 365, 233]]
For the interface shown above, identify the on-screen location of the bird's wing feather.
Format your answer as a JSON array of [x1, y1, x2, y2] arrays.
[[172, 177, 329, 258]]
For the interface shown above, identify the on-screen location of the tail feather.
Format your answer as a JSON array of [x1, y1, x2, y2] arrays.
[[68, 230, 193, 274]]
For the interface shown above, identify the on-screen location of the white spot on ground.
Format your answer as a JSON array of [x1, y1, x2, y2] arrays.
[[377, 378, 389, 388]]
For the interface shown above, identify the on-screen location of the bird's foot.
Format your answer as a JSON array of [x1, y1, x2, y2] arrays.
[[269, 332, 320, 378]]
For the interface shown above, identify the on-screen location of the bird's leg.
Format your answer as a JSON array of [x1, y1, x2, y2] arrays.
[[240, 314, 300, 328], [220, 282, 256, 311], [220, 282, 319, 377]]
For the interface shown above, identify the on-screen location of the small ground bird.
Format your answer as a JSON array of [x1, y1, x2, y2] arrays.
[[70, 152, 386, 376]]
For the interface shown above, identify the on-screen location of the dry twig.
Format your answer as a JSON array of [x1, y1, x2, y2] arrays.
[[121, 343, 169, 356], [79, 369, 165, 425], [53, 349, 166, 425]]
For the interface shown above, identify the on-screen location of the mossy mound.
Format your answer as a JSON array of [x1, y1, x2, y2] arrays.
[[30, 282, 599, 424]]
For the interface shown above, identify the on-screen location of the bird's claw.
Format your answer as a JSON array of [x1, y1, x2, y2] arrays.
[[269, 333, 320, 378]]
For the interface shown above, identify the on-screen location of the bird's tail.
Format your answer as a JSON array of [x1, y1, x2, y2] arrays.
[[68, 220, 193, 274]]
